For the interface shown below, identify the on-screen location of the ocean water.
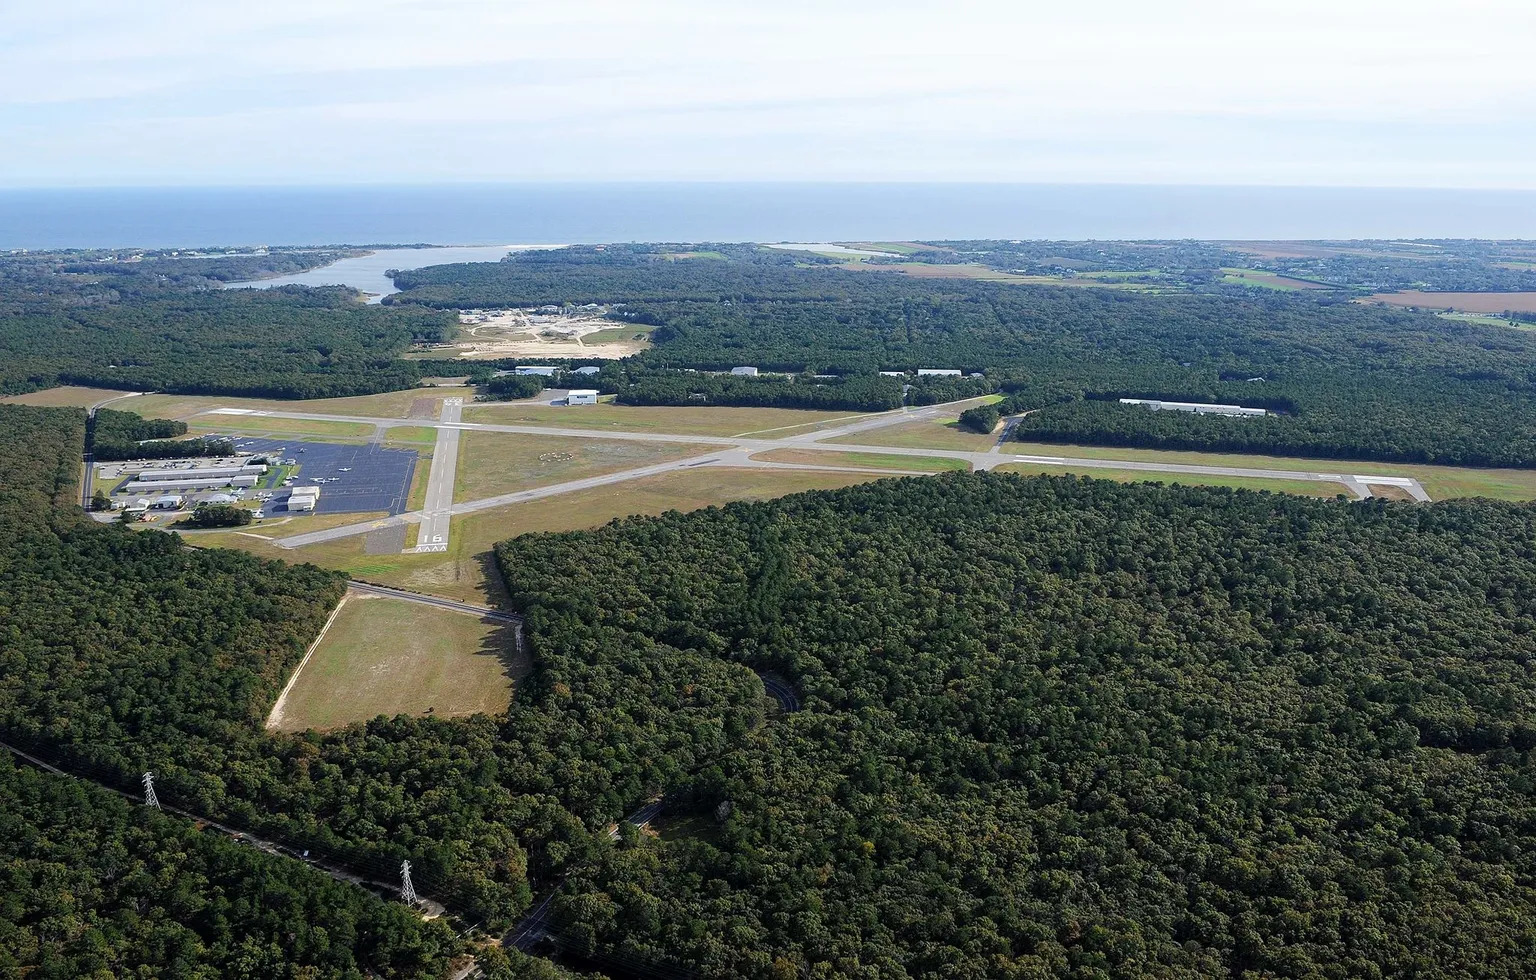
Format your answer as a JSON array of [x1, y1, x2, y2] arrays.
[[2, 183, 1535, 250]]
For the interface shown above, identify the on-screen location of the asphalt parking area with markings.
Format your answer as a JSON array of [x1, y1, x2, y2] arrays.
[[219, 436, 419, 515]]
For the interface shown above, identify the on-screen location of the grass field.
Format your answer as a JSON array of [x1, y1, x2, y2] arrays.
[[454, 431, 716, 502], [267, 593, 525, 732], [462, 402, 854, 437], [383, 426, 440, 447], [190, 416, 377, 440], [128, 387, 467, 421], [0, 385, 140, 408], [751, 449, 970, 472], [1364, 291, 1536, 314], [994, 463, 1344, 498], [1438, 311, 1535, 330], [580, 326, 655, 346], [204, 467, 894, 606], [1002, 440, 1536, 502], [828, 418, 1001, 452], [1220, 268, 1330, 291]]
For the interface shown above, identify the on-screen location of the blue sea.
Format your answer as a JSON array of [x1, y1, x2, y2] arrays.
[[3, 183, 1535, 250]]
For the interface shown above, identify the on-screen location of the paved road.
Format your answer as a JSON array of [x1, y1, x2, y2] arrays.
[[408, 397, 462, 553], [79, 390, 147, 507], [347, 580, 523, 626], [759, 675, 802, 713]]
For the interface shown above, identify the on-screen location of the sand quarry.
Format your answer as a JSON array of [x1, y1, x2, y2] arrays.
[[423, 308, 651, 360]]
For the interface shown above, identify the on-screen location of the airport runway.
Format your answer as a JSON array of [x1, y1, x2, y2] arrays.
[[406, 397, 461, 553], [219, 398, 1432, 553]]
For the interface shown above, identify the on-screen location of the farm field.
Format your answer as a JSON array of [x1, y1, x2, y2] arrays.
[[0, 385, 139, 407], [1364, 290, 1536, 313], [266, 593, 525, 732], [453, 431, 717, 501], [463, 402, 855, 437], [750, 448, 970, 473], [1220, 268, 1330, 291], [827, 418, 1002, 452]]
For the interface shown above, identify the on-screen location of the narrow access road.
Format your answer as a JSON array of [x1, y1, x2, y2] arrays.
[[80, 390, 146, 507], [760, 675, 802, 713], [346, 580, 522, 626]]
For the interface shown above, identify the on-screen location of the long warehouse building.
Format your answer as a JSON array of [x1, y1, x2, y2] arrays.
[[134, 464, 268, 481], [129, 475, 261, 491]]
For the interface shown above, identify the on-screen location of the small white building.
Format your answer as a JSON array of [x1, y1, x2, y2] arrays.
[[150, 495, 184, 510], [567, 389, 600, 405], [730, 366, 759, 377], [286, 486, 319, 512], [1119, 398, 1268, 417], [515, 365, 559, 377], [917, 369, 962, 377], [572, 365, 601, 376]]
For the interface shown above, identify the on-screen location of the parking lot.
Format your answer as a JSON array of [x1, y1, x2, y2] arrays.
[[224, 437, 419, 516]]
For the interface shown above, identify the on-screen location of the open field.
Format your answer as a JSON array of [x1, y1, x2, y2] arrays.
[[449, 309, 648, 359], [1220, 268, 1330, 291], [128, 387, 466, 421], [827, 418, 1002, 452], [1438, 312, 1535, 330], [463, 402, 855, 437], [1004, 440, 1536, 502], [0, 385, 138, 408], [1364, 291, 1536, 313], [190, 416, 377, 440], [751, 448, 970, 473], [994, 462, 1343, 498], [454, 432, 716, 502], [199, 468, 894, 606], [383, 426, 440, 447], [266, 593, 525, 732], [190, 510, 392, 543]]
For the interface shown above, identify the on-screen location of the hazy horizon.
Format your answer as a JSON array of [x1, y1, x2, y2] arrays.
[[6, 1, 1534, 190]]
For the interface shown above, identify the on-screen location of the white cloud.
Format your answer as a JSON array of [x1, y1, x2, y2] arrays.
[[2, 0, 1533, 185]]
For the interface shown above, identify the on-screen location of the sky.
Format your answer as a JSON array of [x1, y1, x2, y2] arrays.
[[3, 0, 1534, 188]]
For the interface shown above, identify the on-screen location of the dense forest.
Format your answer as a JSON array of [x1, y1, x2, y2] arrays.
[[0, 286, 454, 398], [0, 757, 461, 979], [0, 402, 764, 930], [389, 248, 1536, 465], [498, 473, 1536, 978]]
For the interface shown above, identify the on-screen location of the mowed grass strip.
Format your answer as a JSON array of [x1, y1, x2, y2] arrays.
[[829, 418, 1001, 452], [461, 402, 854, 437], [751, 448, 970, 473], [0, 385, 142, 408], [1002, 440, 1536, 502], [127, 386, 468, 421], [189, 416, 376, 440], [268, 594, 526, 733], [453, 431, 718, 502], [994, 462, 1344, 498]]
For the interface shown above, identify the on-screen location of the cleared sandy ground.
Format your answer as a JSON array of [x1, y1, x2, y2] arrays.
[[420, 308, 651, 360]]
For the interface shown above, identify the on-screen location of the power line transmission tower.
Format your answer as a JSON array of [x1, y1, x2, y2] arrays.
[[400, 860, 418, 906], [141, 771, 160, 809]]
